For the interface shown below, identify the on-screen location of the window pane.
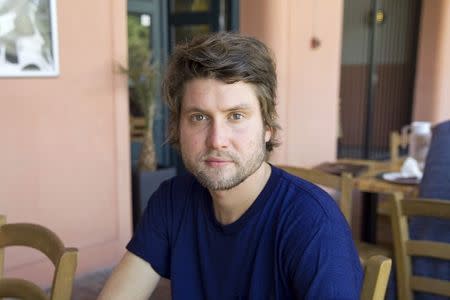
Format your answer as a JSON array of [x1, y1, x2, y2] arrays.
[[127, 13, 152, 50], [173, 24, 210, 45], [171, 0, 210, 13], [127, 13, 152, 117]]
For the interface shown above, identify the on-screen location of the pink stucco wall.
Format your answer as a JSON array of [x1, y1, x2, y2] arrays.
[[413, 0, 450, 124], [0, 0, 131, 286], [240, 0, 344, 167]]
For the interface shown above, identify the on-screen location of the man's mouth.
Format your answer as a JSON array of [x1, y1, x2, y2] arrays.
[[204, 157, 233, 167]]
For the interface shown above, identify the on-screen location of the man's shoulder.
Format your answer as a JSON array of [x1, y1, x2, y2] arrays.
[[271, 166, 343, 222]]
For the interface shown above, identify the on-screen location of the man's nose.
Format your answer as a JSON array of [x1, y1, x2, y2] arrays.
[[206, 121, 229, 149]]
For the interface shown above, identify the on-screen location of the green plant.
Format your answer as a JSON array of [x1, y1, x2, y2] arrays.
[[122, 16, 157, 171]]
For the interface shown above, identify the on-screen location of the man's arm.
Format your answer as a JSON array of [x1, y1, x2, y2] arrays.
[[98, 251, 161, 300]]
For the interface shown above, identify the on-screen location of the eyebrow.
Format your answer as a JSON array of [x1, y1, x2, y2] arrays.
[[182, 104, 253, 114]]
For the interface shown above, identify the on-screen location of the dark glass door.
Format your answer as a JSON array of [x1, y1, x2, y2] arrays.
[[168, 0, 239, 49], [339, 0, 422, 159]]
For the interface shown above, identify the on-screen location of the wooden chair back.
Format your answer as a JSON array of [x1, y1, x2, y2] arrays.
[[390, 197, 450, 300], [277, 165, 353, 225], [0, 215, 78, 300], [361, 255, 392, 300], [130, 116, 147, 142]]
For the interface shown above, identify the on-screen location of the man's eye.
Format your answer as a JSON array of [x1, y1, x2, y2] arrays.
[[191, 114, 208, 122], [230, 113, 244, 120]]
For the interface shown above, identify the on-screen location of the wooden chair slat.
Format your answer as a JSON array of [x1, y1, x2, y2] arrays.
[[402, 199, 450, 218], [361, 255, 392, 300], [406, 240, 450, 260], [410, 276, 450, 297], [52, 250, 78, 300], [0, 223, 65, 266], [130, 116, 147, 142], [0, 278, 49, 300], [355, 241, 392, 265]]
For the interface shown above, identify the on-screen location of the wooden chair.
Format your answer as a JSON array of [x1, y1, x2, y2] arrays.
[[130, 116, 147, 142], [361, 255, 392, 300], [277, 166, 392, 264], [0, 215, 78, 300], [390, 197, 450, 300]]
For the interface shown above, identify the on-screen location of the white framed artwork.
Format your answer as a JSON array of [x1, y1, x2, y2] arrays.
[[0, 0, 59, 77]]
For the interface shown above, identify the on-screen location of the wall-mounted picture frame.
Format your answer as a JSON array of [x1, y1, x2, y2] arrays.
[[0, 0, 59, 77]]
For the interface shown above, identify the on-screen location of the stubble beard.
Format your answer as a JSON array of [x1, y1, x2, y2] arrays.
[[181, 137, 267, 191]]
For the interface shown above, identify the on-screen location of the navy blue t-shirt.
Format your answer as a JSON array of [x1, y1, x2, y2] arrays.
[[127, 165, 363, 299]]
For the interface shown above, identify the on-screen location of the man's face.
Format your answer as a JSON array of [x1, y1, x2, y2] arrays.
[[179, 78, 271, 191]]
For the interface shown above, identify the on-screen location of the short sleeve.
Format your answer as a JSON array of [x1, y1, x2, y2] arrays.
[[127, 181, 172, 278], [286, 215, 363, 299]]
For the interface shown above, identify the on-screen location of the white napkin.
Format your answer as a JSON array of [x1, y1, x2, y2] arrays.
[[401, 157, 423, 179]]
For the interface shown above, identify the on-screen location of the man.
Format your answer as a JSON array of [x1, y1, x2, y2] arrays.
[[99, 32, 362, 299]]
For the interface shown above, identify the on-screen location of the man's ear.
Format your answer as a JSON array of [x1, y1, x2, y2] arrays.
[[265, 127, 272, 143]]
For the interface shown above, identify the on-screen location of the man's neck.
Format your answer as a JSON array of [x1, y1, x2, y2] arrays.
[[209, 162, 272, 225]]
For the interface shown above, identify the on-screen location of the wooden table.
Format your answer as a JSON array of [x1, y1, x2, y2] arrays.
[[337, 159, 419, 243]]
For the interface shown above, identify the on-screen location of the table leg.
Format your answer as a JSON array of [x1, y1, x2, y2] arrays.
[[361, 192, 378, 243]]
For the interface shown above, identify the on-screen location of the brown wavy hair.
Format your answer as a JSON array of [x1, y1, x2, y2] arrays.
[[163, 32, 281, 152]]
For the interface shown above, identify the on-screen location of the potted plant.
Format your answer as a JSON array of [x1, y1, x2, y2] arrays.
[[124, 17, 176, 229]]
